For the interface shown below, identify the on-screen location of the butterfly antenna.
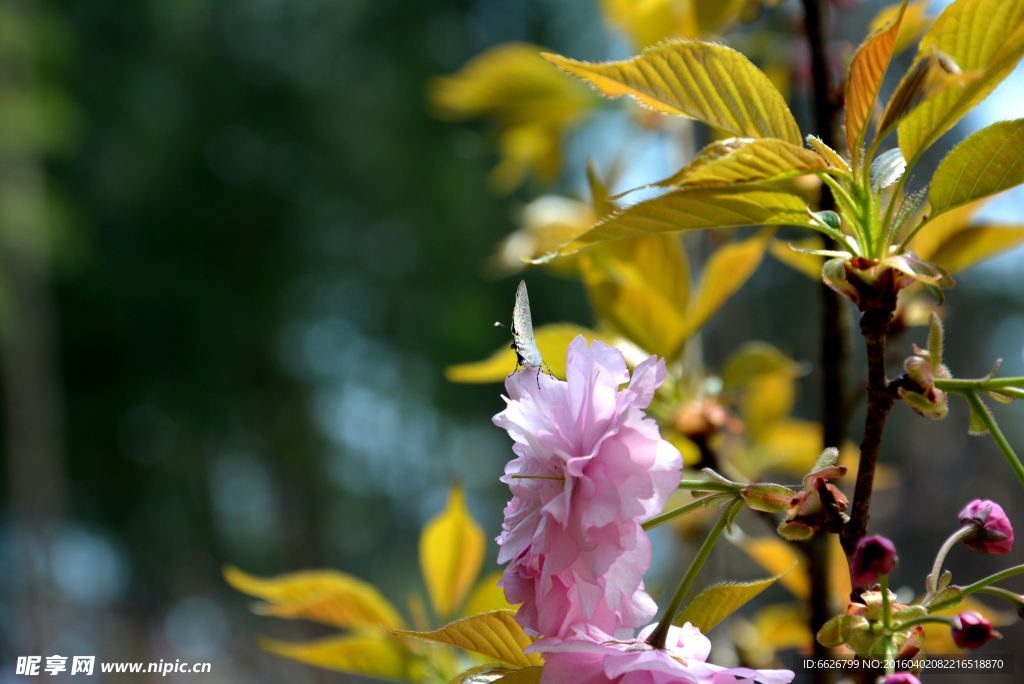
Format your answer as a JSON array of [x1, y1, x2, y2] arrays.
[[494, 321, 508, 329]]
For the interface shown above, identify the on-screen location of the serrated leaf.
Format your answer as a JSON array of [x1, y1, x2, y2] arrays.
[[811, 446, 840, 474], [462, 570, 516, 618], [421, 485, 486, 619], [543, 42, 800, 144], [579, 234, 691, 359], [674, 568, 791, 632], [223, 566, 405, 630], [387, 610, 543, 668], [847, 0, 908, 158], [898, 0, 1024, 163], [679, 229, 772, 341], [655, 138, 829, 188], [445, 324, 613, 383], [926, 585, 964, 612], [565, 187, 816, 250], [720, 341, 804, 392], [930, 119, 1024, 219], [806, 136, 849, 172], [870, 148, 907, 191], [870, 1, 935, 56], [259, 634, 419, 681], [768, 237, 825, 280]]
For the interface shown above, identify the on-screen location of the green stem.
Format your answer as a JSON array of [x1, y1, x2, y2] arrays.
[[642, 494, 722, 531], [929, 527, 973, 592], [961, 564, 1024, 596], [975, 586, 1024, 612], [880, 574, 892, 632], [936, 377, 1024, 390], [881, 152, 920, 252], [894, 615, 954, 631], [897, 213, 934, 253], [964, 390, 1024, 491], [677, 480, 737, 492], [646, 498, 740, 649]]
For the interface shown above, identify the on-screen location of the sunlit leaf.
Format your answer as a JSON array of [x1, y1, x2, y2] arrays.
[[223, 566, 405, 630], [543, 42, 801, 144], [735, 536, 809, 600], [462, 571, 516, 618], [430, 43, 597, 192], [897, 0, 1024, 163], [720, 341, 804, 392], [579, 234, 690, 358], [494, 667, 543, 684], [679, 229, 772, 341], [674, 570, 791, 632], [445, 324, 613, 383], [806, 136, 849, 173], [734, 603, 812, 659], [768, 237, 825, 280], [869, 148, 907, 191], [906, 200, 981, 260], [566, 188, 817, 249], [387, 611, 543, 668], [599, 0, 748, 49], [741, 373, 796, 442], [489, 196, 595, 276], [870, 1, 934, 56], [259, 634, 420, 681], [421, 486, 486, 619], [928, 224, 1024, 274], [655, 138, 829, 188], [930, 119, 1024, 217], [847, 0, 908, 159]]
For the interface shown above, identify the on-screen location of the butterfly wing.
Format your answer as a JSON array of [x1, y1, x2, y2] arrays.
[[512, 281, 545, 370]]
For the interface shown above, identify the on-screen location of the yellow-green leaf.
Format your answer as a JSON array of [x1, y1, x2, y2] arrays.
[[930, 119, 1024, 217], [579, 234, 690, 358], [599, 0, 747, 50], [847, 0, 907, 158], [674, 570, 791, 632], [735, 536, 809, 600], [806, 136, 849, 173], [870, 0, 934, 56], [462, 570, 516, 618], [928, 224, 1024, 274], [897, 0, 1024, 163], [768, 236, 825, 280], [679, 229, 772, 340], [880, 48, 972, 135], [494, 667, 543, 684], [387, 610, 543, 668], [720, 342, 804, 393], [655, 138, 829, 188], [223, 566, 405, 630], [543, 42, 800, 144], [259, 634, 420, 681], [445, 324, 613, 383], [566, 188, 817, 249], [420, 485, 486, 619]]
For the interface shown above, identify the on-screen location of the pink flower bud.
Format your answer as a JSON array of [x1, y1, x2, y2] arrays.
[[958, 499, 1013, 555], [952, 611, 1000, 649], [850, 535, 898, 587], [882, 673, 921, 684]]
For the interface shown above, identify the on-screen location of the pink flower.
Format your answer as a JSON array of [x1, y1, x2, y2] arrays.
[[849, 535, 898, 587], [531, 622, 794, 684], [958, 500, 1014, 555], [881, 674, 921, 684], [494, 337, 682, 638]]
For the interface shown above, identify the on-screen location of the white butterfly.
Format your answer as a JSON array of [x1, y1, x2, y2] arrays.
[[497, 280, 554, 385]]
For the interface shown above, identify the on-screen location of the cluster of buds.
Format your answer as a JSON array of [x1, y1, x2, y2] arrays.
[[897, 313, 952, 420], [776, 448, 849, 541], [819, 585, 925, 659], [958, 499, 1014, 555], [823, 254, 952, 314]]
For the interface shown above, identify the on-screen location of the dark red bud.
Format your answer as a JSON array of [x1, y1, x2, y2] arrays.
[[952, 611, 1000, 649], [850, 535, 898, 587]]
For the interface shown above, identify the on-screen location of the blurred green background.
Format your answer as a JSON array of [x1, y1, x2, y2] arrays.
[[1, 0, 1022, 682]]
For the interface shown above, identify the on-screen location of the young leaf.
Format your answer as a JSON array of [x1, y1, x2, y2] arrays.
[[768, 237, 826, 280], [420, 485, 486, 619], [259, 634, 419, 681], [898, 0, 1024, 162], [654, 138, 830, 188], [880, 49, 969, 135], [679, 229, 772, 341], [223, 566, 406, 630], [543, 42, 801, 144], [565, 187, 818, 249], [925, 585, 964, 612], [674, 569, 792, 632], [847, 0, 908, 159], [869, 148, 907, 191], [930, 119, 1024, 217], [386, 610, 543, 667], [869, 0, 935, 56], [445, 324, 613, 383], [806, 136, 849, 172], [928, 225, 1024, 274]]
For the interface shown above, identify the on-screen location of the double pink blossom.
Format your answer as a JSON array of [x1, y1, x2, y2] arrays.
[[532, 622, 794, 684], [493, 337, 682, 638]]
